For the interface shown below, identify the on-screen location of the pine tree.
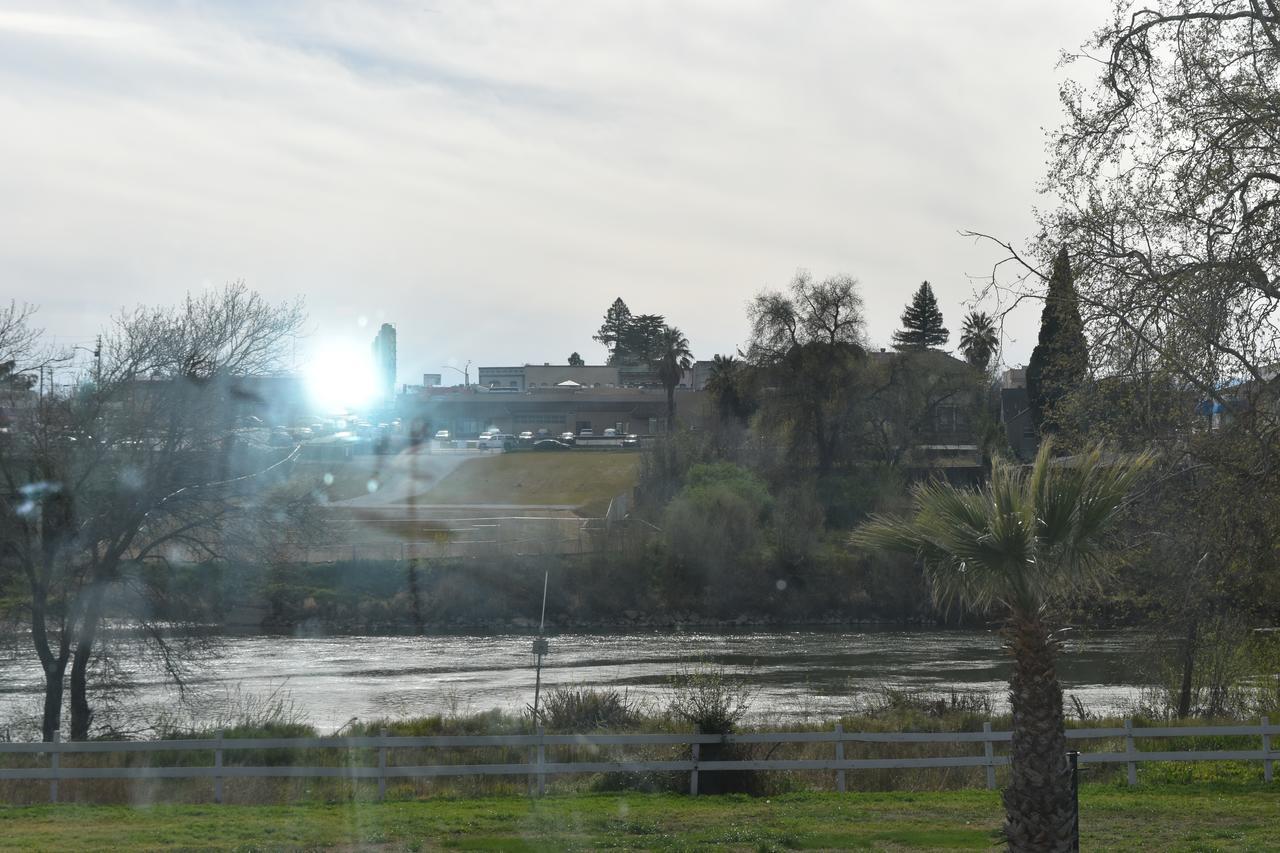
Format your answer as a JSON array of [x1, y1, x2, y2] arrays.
[[892, 282, 949, 350], [1026, 247, 1088, 435], [592, 298, 632, 363]]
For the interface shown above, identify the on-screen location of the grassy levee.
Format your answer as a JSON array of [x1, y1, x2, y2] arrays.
[[1, 786, 1278, 850], [3, 702, 1277, 808], [415, 451, 640, 516]]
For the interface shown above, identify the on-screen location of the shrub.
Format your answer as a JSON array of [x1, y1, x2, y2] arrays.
[[538, 687, 642, 731]]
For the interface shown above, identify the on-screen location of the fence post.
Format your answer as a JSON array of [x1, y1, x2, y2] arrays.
[[1068, 750, 1080, 852], [980, 721, 996, 790], [834, 723, 846, 793], [536, 725, 546, 797], [1263, 716, 1273, 784], [214, 730, 224, 804], [49, 732, 59, 805], [689, 742, 699, 796], [378, 728, 388, 802], [1124, 718, 1137, 786]]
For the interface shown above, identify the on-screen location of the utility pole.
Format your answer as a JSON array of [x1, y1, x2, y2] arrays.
[[93, 335, 102, 386], [530, 571, 550, 726]]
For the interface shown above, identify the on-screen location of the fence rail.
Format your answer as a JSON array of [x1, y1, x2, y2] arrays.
[[3, 718, 1275, 803]]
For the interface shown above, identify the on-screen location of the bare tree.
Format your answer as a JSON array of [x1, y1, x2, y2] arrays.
[[0, 282, 309, 740], [746, 271, 868, 473], [1043, 1, 1280, 419]]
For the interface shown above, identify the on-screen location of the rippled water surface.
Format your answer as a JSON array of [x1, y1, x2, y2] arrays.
[[0, 628, 1154, 733]]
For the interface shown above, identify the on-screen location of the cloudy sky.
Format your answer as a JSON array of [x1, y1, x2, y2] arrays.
[[1, 1, 1111, 386]]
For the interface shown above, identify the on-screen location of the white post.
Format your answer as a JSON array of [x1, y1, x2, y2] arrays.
[[834, 723, 846, 793], [214, 730, 224, 804], [49, 732, 59, 805], [983, 721, 996, 790], [378, 728, 388, 801], [690, 742, 699, 796], [1262, 716, 1273, 784], [1124, 718, 1138, 786], [536, 725, 546, 797]]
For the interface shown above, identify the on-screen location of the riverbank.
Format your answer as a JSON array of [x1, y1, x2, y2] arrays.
[[3, 786, 1277, 851], [165, 556, 956, 636]]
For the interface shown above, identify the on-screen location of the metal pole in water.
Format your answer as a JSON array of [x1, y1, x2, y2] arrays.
[[531, 570, 550, 726]]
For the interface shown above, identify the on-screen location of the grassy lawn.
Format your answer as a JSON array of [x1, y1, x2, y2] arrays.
[[417, 451, 640, 515], [2, 786, 1277, 851], [291, 460, 382, 502]]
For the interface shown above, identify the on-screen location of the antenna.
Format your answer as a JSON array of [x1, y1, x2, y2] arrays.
[[530, 570, 550, 726]]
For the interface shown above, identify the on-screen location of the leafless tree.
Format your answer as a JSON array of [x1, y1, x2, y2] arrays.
[[0, 282, 310, 740], [976, 2, 1280, 421]]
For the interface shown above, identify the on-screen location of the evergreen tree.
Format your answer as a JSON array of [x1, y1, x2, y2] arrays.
[[1026, 247, 1088, 436], [619, 313, 666, 365], [892, 282, 949, 350], [592, 298, 632, 363], [567, 351, 584, 366]]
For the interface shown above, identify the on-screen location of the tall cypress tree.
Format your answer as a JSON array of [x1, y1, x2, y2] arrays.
[[892, 281, 949, 350], [1026, 247, 1087, 435]]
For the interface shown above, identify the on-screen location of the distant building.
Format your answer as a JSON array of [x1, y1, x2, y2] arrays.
[[999, 368, 1038, 461], [408, 385, 710, 437], [477, 363, 625, 391], [422, 373, 442, 387], [371, 323, 396, 404], [477, 366, 527, 391], [525, 363, 619, 388], [685, 360, 715, 390]]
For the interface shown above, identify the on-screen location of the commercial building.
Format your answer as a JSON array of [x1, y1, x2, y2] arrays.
[[477, 363, 624, 391], [407, 385, 709, 437], [371, 323, 397, 404]]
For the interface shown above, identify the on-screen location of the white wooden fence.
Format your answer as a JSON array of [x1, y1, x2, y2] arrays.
[[2, 718, 1274, 803]]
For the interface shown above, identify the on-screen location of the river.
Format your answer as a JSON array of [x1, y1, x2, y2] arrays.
[[0, 628, 1156, 735]]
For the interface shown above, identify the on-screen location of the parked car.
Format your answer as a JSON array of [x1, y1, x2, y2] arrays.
[[578, 427, 594, 437], [559, 432, 576, 443], [518, 431, 534, 443], [478, 433, 514, 449], [623, 433, 639, 447], [434, 429, 451, 442], [603, 428, 617, 437], [532, 439, 572, 451]]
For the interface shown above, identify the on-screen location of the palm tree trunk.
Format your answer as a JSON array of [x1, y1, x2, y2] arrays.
[[1003, 617, 1074, 852], [666, 383, 675, 432]]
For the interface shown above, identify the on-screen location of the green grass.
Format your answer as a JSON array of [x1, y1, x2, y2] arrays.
[[291, 459, 383, 502], [2, 786, 1278, 851], [417, 452, 640, 515]]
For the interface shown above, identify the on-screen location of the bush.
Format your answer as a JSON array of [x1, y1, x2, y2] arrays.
[[668, 662, 752, 734], [538, 687, 642, 731], [668, 661, 761, 795]]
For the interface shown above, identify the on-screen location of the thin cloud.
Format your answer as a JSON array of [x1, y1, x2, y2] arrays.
[[0, 0, 1109, 377]]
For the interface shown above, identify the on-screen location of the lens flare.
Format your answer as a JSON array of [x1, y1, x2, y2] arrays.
[[303, 339, 379, 413]]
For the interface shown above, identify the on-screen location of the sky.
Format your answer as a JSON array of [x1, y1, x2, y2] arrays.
[[0, 0, 1113, 387]]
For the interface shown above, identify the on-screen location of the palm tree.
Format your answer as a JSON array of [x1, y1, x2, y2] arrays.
[[852, 441, 1151, 851], [705, 353, 741, 421], [959, 310, 999, 369], [655, 326, 693, 432]]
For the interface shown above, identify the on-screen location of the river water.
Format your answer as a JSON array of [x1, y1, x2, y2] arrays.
[[0, 628, 1156, 735]]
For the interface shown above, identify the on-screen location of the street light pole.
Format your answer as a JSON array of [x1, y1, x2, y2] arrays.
[[441, 361, 472, 387]]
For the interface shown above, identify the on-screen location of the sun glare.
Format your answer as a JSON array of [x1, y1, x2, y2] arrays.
[[303, 339, 379, 413]]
